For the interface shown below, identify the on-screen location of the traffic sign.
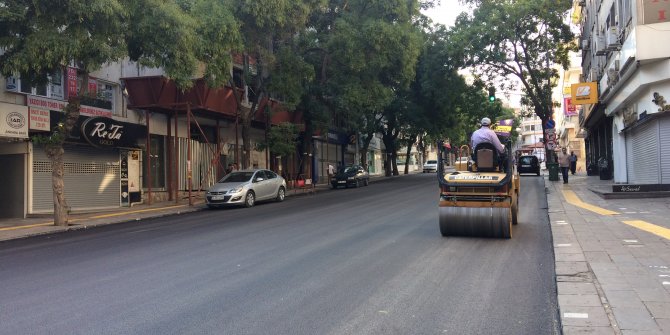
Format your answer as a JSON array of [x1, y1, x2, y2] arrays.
[[545, 119, 555, 129], [545, 128, 556, 150]]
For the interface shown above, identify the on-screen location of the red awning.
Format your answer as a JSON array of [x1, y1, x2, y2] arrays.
[[121, 76, 239, 118]]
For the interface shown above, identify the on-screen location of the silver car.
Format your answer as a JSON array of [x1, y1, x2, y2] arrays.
[[206, 169, 287, 208]]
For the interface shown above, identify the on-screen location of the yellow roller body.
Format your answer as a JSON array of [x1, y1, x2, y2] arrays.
[[437, 171, 518, 239], [437, 142, 519, 239]]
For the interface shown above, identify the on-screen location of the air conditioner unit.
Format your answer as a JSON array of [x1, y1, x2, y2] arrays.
[[5, 76, 18, 92], [595, 34, 607, 55], [581, 39, 590, 50], [607, 68, 619, 86], [590, 69, 600, 81], [606, 27, 621, 50]]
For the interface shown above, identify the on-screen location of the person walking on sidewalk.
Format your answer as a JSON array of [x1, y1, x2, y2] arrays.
[[569, 151, 577, 175], [327, 163, 335, 180], [558, 147, 570, 184]]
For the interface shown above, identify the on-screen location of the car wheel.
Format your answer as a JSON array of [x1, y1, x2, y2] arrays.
[[276, 187, 285, 202], [355, 179, 360, 188], [244, 191, 255, 208], [536, 169, 540, 176], [364, 178, 369, 186]]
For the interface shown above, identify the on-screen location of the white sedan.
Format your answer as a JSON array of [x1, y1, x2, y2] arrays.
[[206, 169, 286, 208], [423, 160, 438, 173]]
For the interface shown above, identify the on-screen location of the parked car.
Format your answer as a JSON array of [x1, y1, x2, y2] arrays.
[[331, 164, 370, 188], [206, 169, 286, 208], [517, 155, 541, 175], [423, 160, 438, 173]]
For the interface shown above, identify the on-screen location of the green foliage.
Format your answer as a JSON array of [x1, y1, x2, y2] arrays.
[[0, 0, 128, 82], [259, 122, 299, 158], [449, 0, 575, 121]]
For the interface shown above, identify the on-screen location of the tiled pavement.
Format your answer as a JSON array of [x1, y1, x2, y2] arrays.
[[548, 173, 670, 334]]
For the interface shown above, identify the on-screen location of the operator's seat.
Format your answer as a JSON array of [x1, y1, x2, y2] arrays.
[[473, 142, 499, 172]]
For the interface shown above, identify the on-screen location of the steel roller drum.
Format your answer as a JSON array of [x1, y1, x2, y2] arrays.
[[439, 206, 511, 238]]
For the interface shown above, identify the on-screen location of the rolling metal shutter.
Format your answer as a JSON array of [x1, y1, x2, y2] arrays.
[[660, 117, 670, 184], [626, 120, 659, 184], [32, 145, 120, 213]]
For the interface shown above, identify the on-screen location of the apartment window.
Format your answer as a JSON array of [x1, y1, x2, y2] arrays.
[[8, 69, 65, 100], [97, 81, 118, 115]]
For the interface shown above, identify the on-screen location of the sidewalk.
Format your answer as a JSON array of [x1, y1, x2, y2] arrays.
[[547, 172, 670, 334]]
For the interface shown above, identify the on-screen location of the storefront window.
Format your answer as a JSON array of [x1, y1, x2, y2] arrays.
[[143, 135, 166, 189]]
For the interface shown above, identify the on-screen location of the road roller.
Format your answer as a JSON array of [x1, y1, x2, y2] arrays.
[[436, 140, 519, 238]]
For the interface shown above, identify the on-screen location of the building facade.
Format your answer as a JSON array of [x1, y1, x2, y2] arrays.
[[577, 0, 670, 183], [0, 59, 279, 219]]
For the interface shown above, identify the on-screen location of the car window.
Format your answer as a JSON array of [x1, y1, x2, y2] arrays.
[[220, 171, 254, 183], [520, 157, 536, 164], [254, 170, 267, 181], [427, 160, 437, 164], [265, 170, 277, 179]]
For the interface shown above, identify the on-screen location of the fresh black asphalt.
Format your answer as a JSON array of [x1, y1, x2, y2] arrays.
[[0, 173, 559, 335]]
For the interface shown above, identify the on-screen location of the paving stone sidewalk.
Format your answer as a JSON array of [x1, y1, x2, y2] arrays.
[[547, 173, 670, 335]]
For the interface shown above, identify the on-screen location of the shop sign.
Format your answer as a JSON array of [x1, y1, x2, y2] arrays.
[[570, 82, 598, 105], [564, 98, 578, 116], [81, 117, 126, 148], [27, 95, 112, 118], [29, 107, 51, 131], [491, 119, 513, 136], [642, 0, 670, 24], [0, 105, 28, 138], [67, 67, 78, 98]]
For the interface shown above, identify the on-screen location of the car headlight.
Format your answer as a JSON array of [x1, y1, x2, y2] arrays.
[[230, 186, 244, 193]]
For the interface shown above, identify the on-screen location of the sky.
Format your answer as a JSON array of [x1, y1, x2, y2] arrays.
[[421, 0, 470, 27]]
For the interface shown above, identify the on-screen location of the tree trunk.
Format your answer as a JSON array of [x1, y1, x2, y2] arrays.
[[359, 131, 374, 171], [404, 142, 412, 175], [241, 117, 252, 169], [46, 146, 68, 226]]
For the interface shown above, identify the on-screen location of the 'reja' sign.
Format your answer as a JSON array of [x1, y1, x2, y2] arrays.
[[81, 117, 125, 148]]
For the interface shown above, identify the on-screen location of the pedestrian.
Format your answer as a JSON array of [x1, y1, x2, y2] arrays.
[[226, 163, 234, 174], [557, 147, 570, 184], [569, 151, 577, 175], [327, 163, 335, 179]]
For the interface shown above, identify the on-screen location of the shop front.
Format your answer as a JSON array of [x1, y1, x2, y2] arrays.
[[29, 112, 145, 214], [0, 102, 29, 218]]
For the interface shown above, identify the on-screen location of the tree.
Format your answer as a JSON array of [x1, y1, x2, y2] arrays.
[[0, 0, 240, 225], [229, 0, 322, 169], [258, 122, 299, 175], [449, 0, 575, 161]]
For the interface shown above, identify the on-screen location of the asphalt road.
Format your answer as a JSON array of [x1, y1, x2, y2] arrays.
[[0, 173, 559, 335]]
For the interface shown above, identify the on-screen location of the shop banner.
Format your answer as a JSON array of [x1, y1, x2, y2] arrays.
[[27, 95, 112, 118], [29, 107, 51, 131], [67, 67, 78, 98], [0, 104, 29, 139], [564, 97, 578, 116]]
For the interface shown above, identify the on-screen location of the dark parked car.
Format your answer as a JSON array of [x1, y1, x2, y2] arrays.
[[517, 155, 541, 175], [331, 164, 370, 188]]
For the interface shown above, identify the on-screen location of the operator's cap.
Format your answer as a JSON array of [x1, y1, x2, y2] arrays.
[[481, 117, 491, 126]]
